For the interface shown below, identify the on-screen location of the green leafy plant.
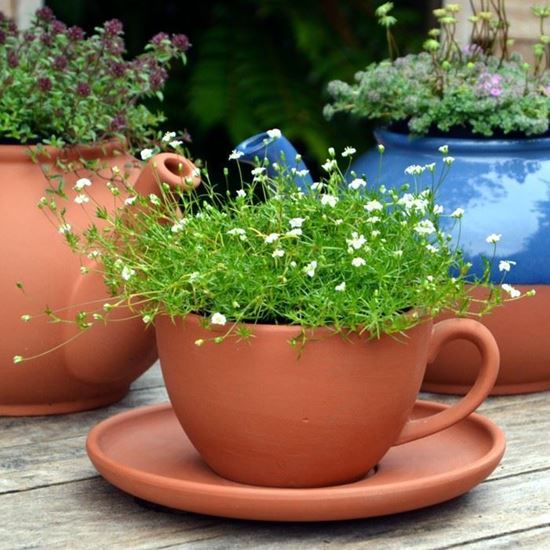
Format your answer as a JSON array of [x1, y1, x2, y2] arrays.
[[15, 140, 532, 361], [325, 2, 550, 137], [0, 7, 190, 147]]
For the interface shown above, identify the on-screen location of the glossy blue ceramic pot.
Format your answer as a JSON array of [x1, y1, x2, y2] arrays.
[[352, 129, 550, 285]]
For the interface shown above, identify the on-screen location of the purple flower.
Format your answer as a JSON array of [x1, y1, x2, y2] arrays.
[[36, 6, 54, 22], [477, 72, 504, 97], [7, 50, 18, 68], [37, 77, 52, 92], [103, 19, 123, 36], [0, 31, 5, 45], [149, 67, 168, 90], [23, 31, 35, 42], [172, 33, 190, 52], [108, 61, 126, 77], [109, 114, 127, 131], [40, 33, 53, 46], [76, 82, 91, 97], [51, 20, 66, 35], [53, 55, 68, 71], [151, 32, 169, 46], [67, 26, 85, 41]]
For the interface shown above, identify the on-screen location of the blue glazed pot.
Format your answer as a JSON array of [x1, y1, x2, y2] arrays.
[[351, 129, 550, 285]]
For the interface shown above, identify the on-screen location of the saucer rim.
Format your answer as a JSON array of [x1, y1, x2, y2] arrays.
[[86, 400, 505, 519]]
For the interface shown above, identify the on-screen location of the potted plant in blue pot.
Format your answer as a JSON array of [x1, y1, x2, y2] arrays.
[[324, 2, 550, 395]]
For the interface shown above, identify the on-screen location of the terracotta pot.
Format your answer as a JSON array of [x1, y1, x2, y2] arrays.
[[424, 285, 550, 395], [156, 314, 499, 488], [0, 143, 199, 416]]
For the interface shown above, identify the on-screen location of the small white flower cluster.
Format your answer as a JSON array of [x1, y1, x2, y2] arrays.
[[162, 131, 183, 149], [349, 178, 366, 190]]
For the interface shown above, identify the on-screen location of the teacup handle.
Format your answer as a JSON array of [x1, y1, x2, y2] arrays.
[[395, 318, 499, 445]]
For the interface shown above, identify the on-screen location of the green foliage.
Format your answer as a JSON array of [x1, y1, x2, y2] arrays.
[[29, 144, 523, 352], [325, 2, 550, 137], [0, 7, 189, 147]]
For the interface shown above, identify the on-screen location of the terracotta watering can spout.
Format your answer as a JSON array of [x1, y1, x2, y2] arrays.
[[65, 152, 200, 387], [134, 152, 201, 195], [234, 131, 313, 191]]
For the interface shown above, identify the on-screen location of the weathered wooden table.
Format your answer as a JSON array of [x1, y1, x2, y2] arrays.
[[1, 363, 548, 549]]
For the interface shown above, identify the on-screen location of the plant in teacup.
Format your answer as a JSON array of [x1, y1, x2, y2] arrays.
[[0, 6, 193, 415], [23, 145, 530, 486]]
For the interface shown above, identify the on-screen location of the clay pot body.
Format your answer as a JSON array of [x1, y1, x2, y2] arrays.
[[0, 144, 198, 415], [425, 285, 550, 395], [156, 314, 499, 488]]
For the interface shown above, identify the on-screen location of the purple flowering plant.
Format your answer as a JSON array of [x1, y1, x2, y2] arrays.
[[325, 2, 550, 137], [0, 7, 190, 148]]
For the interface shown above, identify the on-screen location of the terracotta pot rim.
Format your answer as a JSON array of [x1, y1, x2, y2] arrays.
[[161, 311, 430, 338], [0, 138, 130, 162]]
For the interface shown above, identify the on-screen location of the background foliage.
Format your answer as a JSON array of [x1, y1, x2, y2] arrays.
[[46, 0, 430, 176]]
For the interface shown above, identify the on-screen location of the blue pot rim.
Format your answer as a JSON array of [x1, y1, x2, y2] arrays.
[[374, 128, 550, 153]]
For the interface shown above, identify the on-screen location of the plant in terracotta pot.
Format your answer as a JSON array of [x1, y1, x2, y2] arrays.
[[34, 143, 527, 488], [324, 2, 550, 394], [0, 6, 193, 415]]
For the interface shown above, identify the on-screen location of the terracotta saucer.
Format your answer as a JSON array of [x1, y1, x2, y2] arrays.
[[86, 401, 505, 522]]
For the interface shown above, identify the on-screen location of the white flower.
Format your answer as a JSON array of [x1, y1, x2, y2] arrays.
[[371, 230, 381, 237], [286, 228, 303, 237], [426, 244, 439, 253], [251, 166, 266, 177], [425, 162, 436, 172], [414, 220, 436, 235], [227, 227, 246, 240], [264, 232, 280, 244], [364, 200, 383, 212], [58, 223, 72, 234], [304, 260, 317, 277], [169, 140, 183, 148], [341, 146, 356, 157], [266, 128, 282, 140], [272, 248, 285, 258], [290, 261, 297, 268], [321, 159, 338, 172], [162, 131, 176, 142], [296, 169, 309, 177], [140, 148, 154, 160], [377, 144, 385, 153], [451, 207, 464, 218], [334, 219, 343, 225], [74, 194, 89, 204], [311, 181, 326, 191], [74, 178, 92, 191], [502, 283, 521, 298], [236, 189, 246, 198], [229, 149, 244, 160], [328, 147, 335, 157], [393, 250, 403, 257], [351, 257, 366, 267], [171, 219, 188, 233], [295, 153, 302, 162], [142, 314, 152, 324], [346, 232, 367, 250], [124, 196, 138, 206], [486, 233, 502, 244], [426, 275, 434, 283], [211, 312, 227, 325], [335, 281, 346, 292], [272, 162, 280, 171], [189, 272, 200, 283], [367, 216, 380, 223], [405, 164, 425, 176], [320, 194, 338, 207], [349, 178, 367, 190], [397, 193, 427, 212], [438, 144, 449, 154], [149, 194, 161, 206], [433, 204, 444, 214], [289, 217, 305, 228], [498, 260, 516, 272], [121, 266, 136, 281], [443, 156, 455, 165]]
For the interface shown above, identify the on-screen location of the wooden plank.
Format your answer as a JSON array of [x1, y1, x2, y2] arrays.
[[1, 390, 548, 493], [0, 384, 168, 448], [0, 470, 548, 549]]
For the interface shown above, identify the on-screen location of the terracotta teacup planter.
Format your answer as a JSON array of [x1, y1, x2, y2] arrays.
[[156, 314, 499, 488], [0, 144, 199, 415]]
